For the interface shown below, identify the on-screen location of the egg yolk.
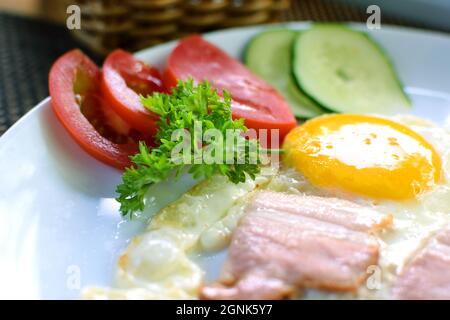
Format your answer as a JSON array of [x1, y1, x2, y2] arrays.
[[283, 114, 442, 200]]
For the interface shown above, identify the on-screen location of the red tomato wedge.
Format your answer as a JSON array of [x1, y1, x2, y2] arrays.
[[163, 35, 297, 145], [101, 49, 165, 136], [49, 49, 138, 169]]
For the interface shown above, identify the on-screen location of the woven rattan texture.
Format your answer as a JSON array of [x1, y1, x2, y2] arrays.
[[0, 13, 101, 135]]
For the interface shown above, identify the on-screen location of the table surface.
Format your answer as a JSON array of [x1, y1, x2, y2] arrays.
[[0, 0, 448, 136]]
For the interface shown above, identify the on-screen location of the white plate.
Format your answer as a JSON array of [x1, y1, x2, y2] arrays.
[[1, 23, 450, 299]]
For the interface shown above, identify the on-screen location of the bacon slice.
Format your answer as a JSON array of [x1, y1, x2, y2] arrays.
[[392, 227, 450, 300], [201, 191, 391, 300], [249, 191, 392, 232]]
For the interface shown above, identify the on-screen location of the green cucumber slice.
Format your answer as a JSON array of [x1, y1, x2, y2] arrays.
[[293, 24, 411, 115], [244, 29, 325, 118]]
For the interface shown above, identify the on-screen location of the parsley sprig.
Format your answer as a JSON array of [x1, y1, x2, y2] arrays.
[[116, 79, 263, 218]]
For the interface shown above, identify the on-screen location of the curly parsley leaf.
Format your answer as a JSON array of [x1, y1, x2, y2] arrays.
[[116, 79, 264, 218]]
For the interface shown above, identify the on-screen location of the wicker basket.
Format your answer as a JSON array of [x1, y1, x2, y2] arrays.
[[68, 0, 290, 55]]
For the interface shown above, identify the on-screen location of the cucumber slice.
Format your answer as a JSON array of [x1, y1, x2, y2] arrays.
[[244, 29, 325, 118], [293, 24, 411, 115]]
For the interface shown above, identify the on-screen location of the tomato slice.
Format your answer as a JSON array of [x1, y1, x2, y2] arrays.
[[49, 49, 138, 169], [163, 35, 297, 145], [101, 49, 165, 136]]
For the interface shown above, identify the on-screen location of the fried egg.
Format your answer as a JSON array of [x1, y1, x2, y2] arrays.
[[283, 114, 442, 200], [82, 114, 450, 300], [279, 114, 450, 298]]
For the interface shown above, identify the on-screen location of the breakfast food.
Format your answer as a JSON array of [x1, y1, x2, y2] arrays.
[[392, 226, 450, 300], [283, 114, 442, 200], [88, 113, 449, 300], [292, 25, 411, 114], [164, 35, 297, 144], [101, 49, 165, 136], [82, 168, 277, 299], [245, 25, 411, 117], [48, 49, 140, 169], [201, 191, 391, 299], [244, 29, 325, 118], [46, 25, 449, 300]]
